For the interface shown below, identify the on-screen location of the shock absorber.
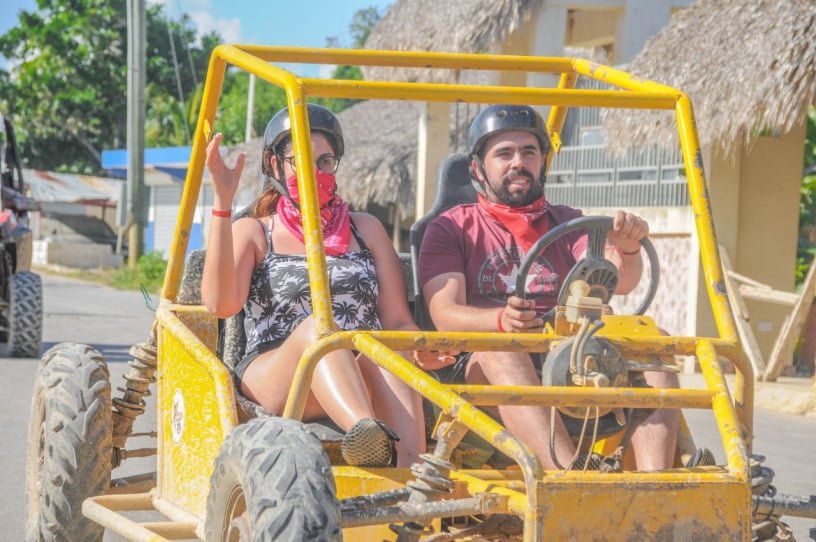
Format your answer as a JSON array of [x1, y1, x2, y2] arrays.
[[393, 419, 468, 541], [111, 325, 158, 467]]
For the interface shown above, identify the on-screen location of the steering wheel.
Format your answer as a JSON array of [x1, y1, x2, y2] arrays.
[[514, 215, 660, 321]]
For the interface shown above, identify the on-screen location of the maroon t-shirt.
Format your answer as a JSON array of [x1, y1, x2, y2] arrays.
[[419, 202, 588, 312]]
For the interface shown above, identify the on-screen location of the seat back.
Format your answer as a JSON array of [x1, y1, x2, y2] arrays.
[[409, 153, 476, 329]]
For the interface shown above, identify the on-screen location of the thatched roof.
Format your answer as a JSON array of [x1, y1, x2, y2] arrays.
[[333, 100, 422, 216], [602, 0, 816, 155], [363, 0, 536, 83]]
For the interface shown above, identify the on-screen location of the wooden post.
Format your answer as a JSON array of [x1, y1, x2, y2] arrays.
[[798, 304, 816, 382], [719, 246, 766, 376], [763, 255, 816, 381]]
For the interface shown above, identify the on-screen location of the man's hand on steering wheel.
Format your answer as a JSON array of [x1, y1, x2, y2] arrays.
[[607, 210, 649, 254], [515, 215, 661, 318], [499, 296, 544, 333]]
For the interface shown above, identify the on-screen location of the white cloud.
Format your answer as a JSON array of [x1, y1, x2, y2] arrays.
[[147, 0, 241, 44], [181, 0, 213, 10], [189, 10, 242, 43]]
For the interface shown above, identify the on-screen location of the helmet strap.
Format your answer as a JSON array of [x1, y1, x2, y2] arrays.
[[470, 154, 489, 198], [270, 153, 296, 205]]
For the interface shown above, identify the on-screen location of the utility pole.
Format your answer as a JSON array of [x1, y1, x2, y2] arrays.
[[126, 0, 146, 268], [245, 74, 256, 142]]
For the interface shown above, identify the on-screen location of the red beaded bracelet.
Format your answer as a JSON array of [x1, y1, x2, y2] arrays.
[[621, 247, 641, 255], [212, 209, 232, 218], [497, 308, 506, 332]]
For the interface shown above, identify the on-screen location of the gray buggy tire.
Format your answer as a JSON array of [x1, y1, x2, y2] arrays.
[[25, 343, 112, 542], [205, 417, 342, 542], [8, 271, 43, 357]]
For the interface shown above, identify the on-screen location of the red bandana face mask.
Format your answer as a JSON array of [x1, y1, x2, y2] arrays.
[[477, 193, 550, 253], [277, 170, 351, 256]]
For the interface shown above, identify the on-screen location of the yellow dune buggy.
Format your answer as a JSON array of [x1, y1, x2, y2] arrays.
[[25, 46, 816, 541]]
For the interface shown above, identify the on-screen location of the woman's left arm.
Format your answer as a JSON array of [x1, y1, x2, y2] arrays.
[[353, 213, 417, 332], [356, 214, 454, 370]]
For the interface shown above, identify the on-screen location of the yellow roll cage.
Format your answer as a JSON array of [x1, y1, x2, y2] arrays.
[[118, 46, 755, 542]]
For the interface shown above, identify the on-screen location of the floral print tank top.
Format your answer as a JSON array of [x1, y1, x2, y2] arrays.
[[243, 218, 382, 354]]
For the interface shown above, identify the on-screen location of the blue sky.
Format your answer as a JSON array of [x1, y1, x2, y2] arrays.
[[0, 0, 393, 72]]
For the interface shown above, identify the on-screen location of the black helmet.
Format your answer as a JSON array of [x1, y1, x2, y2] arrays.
[[468, 104, 550, 158], [261, 103, 344, 177]]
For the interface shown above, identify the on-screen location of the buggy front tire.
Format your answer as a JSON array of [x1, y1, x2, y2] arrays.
[[8, 270, 43, 357], [205, 417, 342, 542], [25, 343, 111, 542]]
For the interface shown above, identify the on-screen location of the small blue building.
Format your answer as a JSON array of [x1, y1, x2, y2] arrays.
[[101, 146, 214, 258]]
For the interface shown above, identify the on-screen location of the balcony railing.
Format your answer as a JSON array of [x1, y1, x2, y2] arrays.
[[547, 144, 689, 208]]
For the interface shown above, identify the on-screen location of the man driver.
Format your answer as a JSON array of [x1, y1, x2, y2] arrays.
[[418, 104, 679, 471]]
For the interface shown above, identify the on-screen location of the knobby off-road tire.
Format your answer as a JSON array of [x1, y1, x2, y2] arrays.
[[8, 271, 43, 357], [205, 417, 342, 542], [25, 343, 112, 542]]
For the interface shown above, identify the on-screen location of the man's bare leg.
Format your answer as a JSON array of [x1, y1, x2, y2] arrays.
[[466, 351, 576, 470], [630, 371, 680, 470]]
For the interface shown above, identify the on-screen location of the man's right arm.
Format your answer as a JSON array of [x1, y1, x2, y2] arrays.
[[423, 272, 500, 332], [419, 215, 543, 333], [423, 273, 543, 333], [418, 216, 494, 331]]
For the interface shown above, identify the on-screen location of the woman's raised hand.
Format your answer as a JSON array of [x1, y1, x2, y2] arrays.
[[206, 133, 246, 205]]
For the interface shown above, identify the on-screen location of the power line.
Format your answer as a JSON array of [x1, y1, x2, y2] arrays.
[[174, 0, 198, 87], [166, 21, 191, 144]]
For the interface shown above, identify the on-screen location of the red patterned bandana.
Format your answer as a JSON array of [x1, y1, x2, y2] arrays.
[[277, 171, 351, 256], [477, 193, 550, 253]]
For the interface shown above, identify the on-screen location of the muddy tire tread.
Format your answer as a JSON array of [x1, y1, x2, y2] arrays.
[[205, 417, 341, 542], [8, 271, 43, 357], [27, 343, 111, 542]]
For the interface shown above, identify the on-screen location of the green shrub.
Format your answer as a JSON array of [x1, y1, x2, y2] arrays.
[[111, 251, 167, 293]]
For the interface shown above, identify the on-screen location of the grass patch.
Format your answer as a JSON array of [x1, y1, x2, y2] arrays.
[[109, 251, 168, 293]]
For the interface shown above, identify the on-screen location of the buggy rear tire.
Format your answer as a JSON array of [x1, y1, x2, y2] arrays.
[[205, 417, 342, 542], [8, 271, 43, 357], [25, 343, 112, 542]]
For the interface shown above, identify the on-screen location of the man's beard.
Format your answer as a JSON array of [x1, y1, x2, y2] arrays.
[[488, 168, 544, 207]]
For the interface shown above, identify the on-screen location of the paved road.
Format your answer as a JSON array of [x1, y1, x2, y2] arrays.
[[1, 274, 156, 541], [685, 409, 816, 540], [1, 273, 814, 540]]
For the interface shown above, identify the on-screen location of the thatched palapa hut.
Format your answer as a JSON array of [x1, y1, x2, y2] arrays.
[[602, 0, 816, 155], [363, 0, 536, 83]]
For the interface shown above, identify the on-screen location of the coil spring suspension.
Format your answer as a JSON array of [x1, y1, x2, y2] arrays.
[[391, 454, 456, 541], [111, 330, 158, 467]]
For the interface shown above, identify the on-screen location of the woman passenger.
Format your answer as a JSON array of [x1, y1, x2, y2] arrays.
[[201, 104, 428, 467]]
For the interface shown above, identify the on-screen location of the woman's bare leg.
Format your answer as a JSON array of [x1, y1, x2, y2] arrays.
[[240, 316, 375, 430], [357, 353, 426, 467]]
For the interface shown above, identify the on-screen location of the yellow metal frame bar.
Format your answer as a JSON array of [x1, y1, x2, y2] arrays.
[[282, 329, 753, 443], [147, 45, 753, 542]]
